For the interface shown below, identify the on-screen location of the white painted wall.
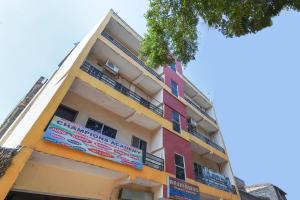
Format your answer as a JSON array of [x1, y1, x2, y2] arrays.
[[61, 91, 163, 155], [86, 54, 162, 107]]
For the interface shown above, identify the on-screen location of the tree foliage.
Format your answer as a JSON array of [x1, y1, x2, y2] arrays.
[[140, 0, 300, 68]]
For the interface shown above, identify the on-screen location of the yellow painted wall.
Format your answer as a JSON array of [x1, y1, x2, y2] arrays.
[[13, 159, 115, 200], [0, 147, 33, 199], [0, 10, 115, 199]]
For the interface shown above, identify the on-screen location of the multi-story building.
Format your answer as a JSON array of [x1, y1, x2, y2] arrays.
[[235, 177, 270, 200], [0, 10, 240, 200], [245, 184, 287, 200]]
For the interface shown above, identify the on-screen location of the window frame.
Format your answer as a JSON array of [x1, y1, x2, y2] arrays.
[[131, 136, 147, 163], [85, 118, 104, 133], [101, 124, 118, 139], [85, 118, 117, 139], [193, 162, 203, 181], [54, 104, 78, 122], [170, 63, 176, 72], [171, 80, 179, 97], [174, 153, 186, 180], [172, 111, 181, 133]]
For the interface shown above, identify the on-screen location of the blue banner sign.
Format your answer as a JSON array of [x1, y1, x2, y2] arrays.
[[168, 177, 200, 200]]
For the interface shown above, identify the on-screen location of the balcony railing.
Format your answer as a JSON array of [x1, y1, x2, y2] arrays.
[[144, 152, 164, 171], [81, 61, 163, 116], [185, 97, 217, 124], [195, 166, 235, 193], [188, 127, 225, 153], [101, 31, 164, 83]]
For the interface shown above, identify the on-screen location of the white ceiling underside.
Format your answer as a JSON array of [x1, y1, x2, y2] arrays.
[[91, 40, 162, 96], [186, 106, 218, 133], [70, 79, 161, 130], [190, 142, 226, 164]]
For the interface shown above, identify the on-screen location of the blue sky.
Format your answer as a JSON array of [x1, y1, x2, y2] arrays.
[[0, 1, 299, 199]]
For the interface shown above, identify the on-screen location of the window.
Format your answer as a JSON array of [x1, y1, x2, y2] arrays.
[[194, 163, 203, 181], [86, 118, 103, 133], [172, 111, 181, 132], [175, 154, 185, 180], [102, 125, 117, 139], [171, 80, 178, 97], [170, 63, 176, 72], [132, 136, 147, 162], [85, 118, 117, 139], [54, 105, 78, 122]]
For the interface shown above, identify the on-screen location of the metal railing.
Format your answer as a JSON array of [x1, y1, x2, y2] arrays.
[[188, 126, 225, 153], [101, 31, 164, 82], [195, 176, 236, 194], [195, 166, 235, 194], [144, 152, 164, 171], [184, 97, 217, 124], [81, 61, 163, 116]]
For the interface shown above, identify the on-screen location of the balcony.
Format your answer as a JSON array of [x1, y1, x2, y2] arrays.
[[101, 31, 164, 83], [81, 61, 163, 116], [195, 165, 235, 194], [144, 152, 164, 171], [44, 115, 165, 172], [188, 126, 225, 153], [185, 96, 217, 124]]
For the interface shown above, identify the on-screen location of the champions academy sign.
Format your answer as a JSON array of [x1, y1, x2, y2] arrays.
[[168, 177, 200, 200], [43, 116, 143, 169]]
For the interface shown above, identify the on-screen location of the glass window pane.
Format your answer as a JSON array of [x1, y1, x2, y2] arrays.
[[170, 63, 176, 72], [102, 125, 117, 139], [55, 105, 78, 122], [140, 140, 147, 152], [171, 80, 178, 97], [86, 119, 103, 133], [132, 136, 140, 148], [132, 136, 147, 163], [173, 122, 181, 133], [176, 166, 185, 180], [175, 154, 184, 167], [172, 111, 181, 132], [172, 111, 180, 123], [194, 163, 203, 180]]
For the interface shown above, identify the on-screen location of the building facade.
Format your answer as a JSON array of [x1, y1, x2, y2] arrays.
[[235, 177, 270, 200], [0, 10, 240, 200], [246, 184, 287, 200]]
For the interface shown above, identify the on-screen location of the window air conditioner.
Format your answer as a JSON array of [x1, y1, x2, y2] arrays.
[[104, 59, 119, 75], [188, 118, 197, 126]]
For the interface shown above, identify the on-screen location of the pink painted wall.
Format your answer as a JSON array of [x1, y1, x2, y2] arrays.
[[162, 61, 193, 182], [164, 103, 187, 132], [163, 90, 187, 132], [163, 128, 194, 179], [175, 60, 183, 74], [163, 61, 187, 132], [164, 65, 184, 98]]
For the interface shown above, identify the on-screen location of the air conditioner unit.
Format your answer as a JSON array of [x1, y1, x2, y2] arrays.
[[188, 118, 197, 126], [104, 59, 119, 75]]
